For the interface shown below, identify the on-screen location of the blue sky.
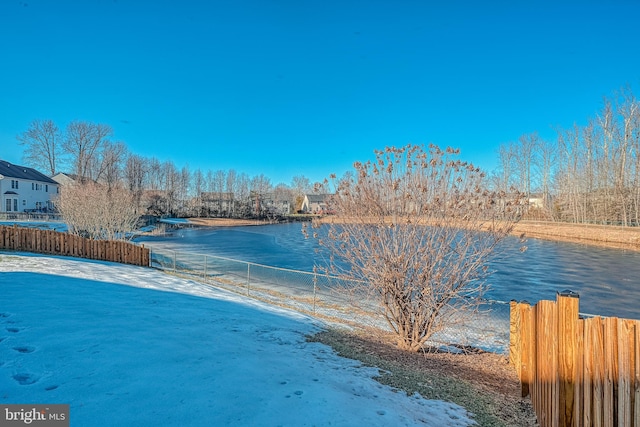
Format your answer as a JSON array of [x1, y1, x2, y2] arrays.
[[1, 0, 639, 185]]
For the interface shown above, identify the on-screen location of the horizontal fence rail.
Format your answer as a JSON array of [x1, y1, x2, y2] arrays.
[[0, 225, 150, 267], [0, 212, 62, 222], [510, 292, 640, 427], [146, 243, 512, 354]]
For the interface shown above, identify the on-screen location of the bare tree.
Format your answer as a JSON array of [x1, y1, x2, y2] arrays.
[[178, 165, 191, 215], [250, 174, 272, 217], [225, 169, 237, 217], [514, 133, 539, 197], [537, 137, 556, 218], [235, 172, 251, 217], [612, 88, 639, 226], [192, 168, 205, 216], [124, 154, 148, 209], [212, 170, 226, 216], [63, 121, 113, 181], [17, 119, 63, 175], [272, 183, 293, 217], [496, 143, 516, 193], [147, 157, 164, 191], [308, 144, 525, 352], [163, 161, 180, 216], [56, 182, 139, 241], [96, 141, 128, 190]]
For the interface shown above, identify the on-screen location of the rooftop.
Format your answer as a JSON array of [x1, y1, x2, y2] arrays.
[[0, 160, 58, 184]]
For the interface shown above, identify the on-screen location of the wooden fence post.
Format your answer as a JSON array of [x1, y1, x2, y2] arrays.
[[558, 290, 579, 427], [510, 300, 521, 372]]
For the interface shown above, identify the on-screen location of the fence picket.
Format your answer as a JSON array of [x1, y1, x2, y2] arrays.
[[510, 301, 521, 371], [619, 320, 633, 427], [634, 320, 640, 427], [522, 303, 534, 399], [558, 292, 579, 427], [582, 318, 593, 426], [604, 317, 618, 427], [575, 319, 584, 427]]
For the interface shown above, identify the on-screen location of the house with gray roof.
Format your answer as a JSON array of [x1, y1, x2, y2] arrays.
[[51, 172, 80, 186], [0, 160, 60, 213], [301, 194, 332, 214]]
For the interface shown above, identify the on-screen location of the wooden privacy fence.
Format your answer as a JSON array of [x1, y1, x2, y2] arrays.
[[0, 225, 149, 267], [510, 292, 640, 427]]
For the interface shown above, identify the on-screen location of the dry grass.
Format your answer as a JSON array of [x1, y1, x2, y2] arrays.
[[309, 328, 538, 427], [317, 216, 640, 251], [514, 220, 640, 251]]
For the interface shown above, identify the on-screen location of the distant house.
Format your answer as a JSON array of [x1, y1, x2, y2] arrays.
[[201, 192, 235, 216], [0, 160, 60, 213], [528, 193, 555, 211], [260, 192, 291, 216], [528, 193, 545, 209], [51, 172, 79, 186], [301, 194, 332, 214], [51, 172, 97, 186]]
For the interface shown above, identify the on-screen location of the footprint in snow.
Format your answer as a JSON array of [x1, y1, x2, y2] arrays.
[[13, 373, 39, 385], [285, 390, 304, 398]]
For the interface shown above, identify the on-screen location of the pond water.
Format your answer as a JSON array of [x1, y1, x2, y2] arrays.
[[136, 222, 640, 320]]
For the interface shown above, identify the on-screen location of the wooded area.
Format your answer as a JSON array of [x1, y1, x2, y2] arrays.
[[510, 293, 640, 427], [495, 87, 640, 226], [0, 225, 149, 267]]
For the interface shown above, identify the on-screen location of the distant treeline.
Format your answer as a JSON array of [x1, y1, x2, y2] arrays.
[[17, 120, 326, 218], [492, 86, 639, 226], [16, 86, 640, 224]]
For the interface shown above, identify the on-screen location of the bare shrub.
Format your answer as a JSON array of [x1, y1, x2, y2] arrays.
[[56, 182, 140, 240], [308, 144, 525, 352]]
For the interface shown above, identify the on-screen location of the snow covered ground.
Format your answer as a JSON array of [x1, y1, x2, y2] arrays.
[[0, 253, 476, 426]]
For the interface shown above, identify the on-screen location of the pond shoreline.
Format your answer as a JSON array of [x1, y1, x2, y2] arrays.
[[184, 217, 640, 252], [513, 220, 640, 252]]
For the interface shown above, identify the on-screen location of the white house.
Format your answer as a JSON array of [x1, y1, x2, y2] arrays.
[[0, 160, 60, 213], [301, 194, 332, 214]]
